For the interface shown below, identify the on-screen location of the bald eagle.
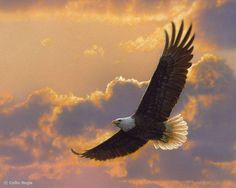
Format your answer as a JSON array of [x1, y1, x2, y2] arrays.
[[72, 20, 195, 161]]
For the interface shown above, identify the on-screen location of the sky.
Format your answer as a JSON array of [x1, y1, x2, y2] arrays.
[[0, 0, 236, 187]]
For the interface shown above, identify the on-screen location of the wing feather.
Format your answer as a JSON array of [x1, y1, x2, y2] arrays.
[[179, 23, 192, 48], [174, 20, 184, 47], [170, 22, 176, 47], [162, 30, 169, 55], [184, 34, 195, 50], [135, 20, 195, 122], [72, 130, 147, 161]]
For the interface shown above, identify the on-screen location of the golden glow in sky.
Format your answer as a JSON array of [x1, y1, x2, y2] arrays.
[[0, 1, 236, 188]]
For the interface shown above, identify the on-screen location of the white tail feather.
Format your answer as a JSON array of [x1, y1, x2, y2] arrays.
[[153, 114, 188, 150]]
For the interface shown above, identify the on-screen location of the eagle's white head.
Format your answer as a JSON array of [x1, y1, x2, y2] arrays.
[[112, 116, 135, 132]]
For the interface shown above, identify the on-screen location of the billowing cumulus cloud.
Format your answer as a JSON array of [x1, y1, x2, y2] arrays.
[[0, 54, 236, 187], [55, 77, 147, 136]]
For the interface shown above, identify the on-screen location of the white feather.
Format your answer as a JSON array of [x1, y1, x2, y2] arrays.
[[153, 114, 188, 150]]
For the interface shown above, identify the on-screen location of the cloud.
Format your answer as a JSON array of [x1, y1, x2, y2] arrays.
[[0, 0, 205, 25], [125, 179, 236, 188], [198, 0, 236, 49], [0, 0, 68, 11], [55, 77, 147, 136], [119, 28, 163, 52], [118, 1, 203, 52], [0, 0, 189, 14], [0, 88, 80, 168], [0, 157, 10, 180], [0, 54, 236, 187], [83, 45, 105, 57], [206, 160, 236, 175], [119, 19, 194, 53], [118, 1, 236, 53], [41, 38, 53, 47]]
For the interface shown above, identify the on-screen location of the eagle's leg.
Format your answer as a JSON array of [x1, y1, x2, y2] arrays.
[[160, 135, 168, 143]]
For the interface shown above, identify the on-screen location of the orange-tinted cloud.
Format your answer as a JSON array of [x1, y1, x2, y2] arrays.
[[84, 45, 104, 57], [206, 160, 236, 175], [0, 54, 236, 187], [0, 0, 225, 26], [119, 28, 163, 52], [41, 37, 53, 47], [0, 157, 10, 180]]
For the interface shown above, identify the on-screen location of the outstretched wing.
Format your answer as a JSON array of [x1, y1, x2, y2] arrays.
[[135, 20, 195, 122], [71, 130, 147, 161]]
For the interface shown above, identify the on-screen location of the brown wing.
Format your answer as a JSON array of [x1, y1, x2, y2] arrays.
[[135, 20, 195, 122], [71, 130, 147, 161]]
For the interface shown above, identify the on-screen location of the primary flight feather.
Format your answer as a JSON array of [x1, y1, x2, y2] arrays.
[[71, 20, 195, 161]]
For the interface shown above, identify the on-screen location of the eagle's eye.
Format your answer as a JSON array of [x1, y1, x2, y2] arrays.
[[118, 120, 122, 122]]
